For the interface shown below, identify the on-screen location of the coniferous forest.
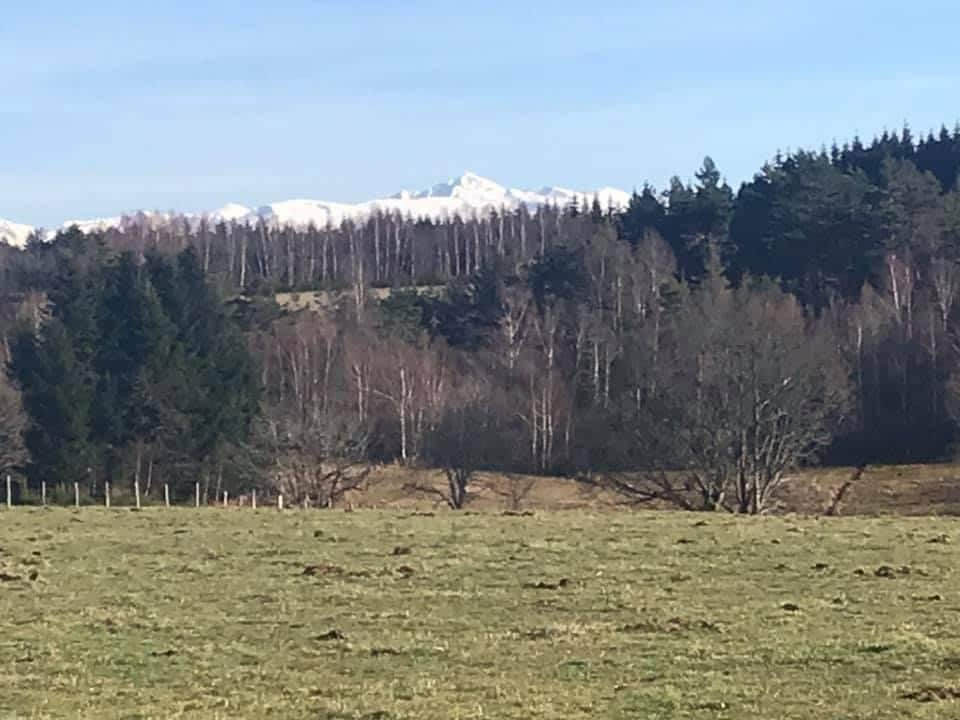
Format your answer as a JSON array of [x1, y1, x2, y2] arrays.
[[4, 126, 960, 511]]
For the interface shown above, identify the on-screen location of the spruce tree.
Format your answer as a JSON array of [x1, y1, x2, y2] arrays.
[[590, 194, 604, 224], [10, 320, 95, 489]]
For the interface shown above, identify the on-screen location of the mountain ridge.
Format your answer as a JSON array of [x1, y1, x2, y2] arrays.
[[0, 172, 631, 248]]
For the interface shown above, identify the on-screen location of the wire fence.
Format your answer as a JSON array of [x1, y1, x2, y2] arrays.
[[1, 475, 297, 510]]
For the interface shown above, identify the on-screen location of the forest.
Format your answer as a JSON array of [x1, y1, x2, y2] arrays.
[[3, 124, 960, 512]]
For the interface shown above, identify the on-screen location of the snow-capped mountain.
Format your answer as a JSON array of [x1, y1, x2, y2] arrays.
[[250, 172, 630, 229], [1, 172, 631, 247], [0, 217, 37, 248]]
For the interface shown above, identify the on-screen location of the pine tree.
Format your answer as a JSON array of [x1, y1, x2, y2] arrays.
[[93, 252, 177, 482], [590, 194, 605, 224], [618, 185, 665, 248], [10, 319, 95, 489]]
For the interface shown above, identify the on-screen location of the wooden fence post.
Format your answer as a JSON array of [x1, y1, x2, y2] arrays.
[[164, 484, 170, 508], [73, 482, 80, 508], [195, 482, 200, 508], [105, 482, 111, 508], [134, 481, 141, 509], [41, 481, 46, 507], [252, 489, 257, 510], [278, 494, 283, 511], [5, 475, 10, 509], [222, 490, 228, 507]]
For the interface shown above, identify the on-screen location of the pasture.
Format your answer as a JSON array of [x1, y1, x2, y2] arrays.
[[2, 507, 960, 718]]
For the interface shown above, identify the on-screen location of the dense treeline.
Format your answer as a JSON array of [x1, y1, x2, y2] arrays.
[[4, 124, 960, 510], [5, 231, 259, 501]]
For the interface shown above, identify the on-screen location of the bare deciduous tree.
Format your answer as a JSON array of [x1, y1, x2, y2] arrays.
[[268, 418, 370, 508], [594, 272, 851, 513], [411, 389, 503, 509]]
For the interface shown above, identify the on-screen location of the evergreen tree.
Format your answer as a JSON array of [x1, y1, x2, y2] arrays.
[[94, 252, 176, 481], [9, 246, 260, 496], [617, 185, 664, 248], [693, 156, 734, 278], [10, 319, 95, 489], [526, 245, 588, 312], [590, 194, 605, 225]]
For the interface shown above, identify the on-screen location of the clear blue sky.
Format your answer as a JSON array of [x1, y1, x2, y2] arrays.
[[3, 1, 960, 228]]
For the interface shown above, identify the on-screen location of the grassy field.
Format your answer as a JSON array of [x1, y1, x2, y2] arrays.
[[2, 508, 960, 719]]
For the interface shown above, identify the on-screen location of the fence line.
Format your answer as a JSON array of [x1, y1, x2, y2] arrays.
[[1, 478, 316, 510]]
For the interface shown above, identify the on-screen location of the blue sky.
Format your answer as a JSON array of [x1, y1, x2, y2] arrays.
[[3, 1, 960, 227]]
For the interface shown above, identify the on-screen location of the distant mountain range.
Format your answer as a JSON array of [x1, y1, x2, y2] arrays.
[[0, 172, 632, 248]]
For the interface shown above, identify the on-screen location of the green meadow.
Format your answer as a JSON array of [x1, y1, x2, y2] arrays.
[[2, 508, 960, 719]]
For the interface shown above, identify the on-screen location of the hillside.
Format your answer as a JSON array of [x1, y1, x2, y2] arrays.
[[5, 128, 960, 512]]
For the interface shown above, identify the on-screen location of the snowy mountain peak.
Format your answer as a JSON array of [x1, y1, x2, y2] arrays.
[[448, 171, 504, 195], [399, 171, 504, 201]]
